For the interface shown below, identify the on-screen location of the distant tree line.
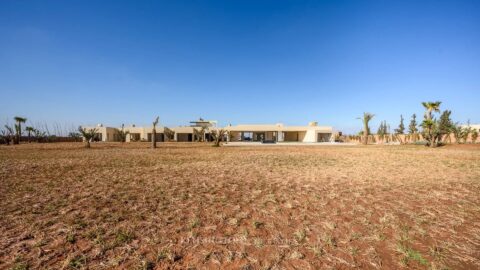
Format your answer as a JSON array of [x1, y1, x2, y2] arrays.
[[353, 101, 479, 147], [0, 116, 82, 145]]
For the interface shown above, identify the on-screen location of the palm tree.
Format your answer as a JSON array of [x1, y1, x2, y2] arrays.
[[13, 116, 27, 144], [357, 113, 375, 145], [25, 126, 35, 143], [421, 101, 441, 121], [421, 101, 443, 147], [152, 116, 159, 149], [78, 126, 98, 148]]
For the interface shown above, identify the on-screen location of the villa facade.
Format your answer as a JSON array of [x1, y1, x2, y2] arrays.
[[82, 120, 336, 143], [225, 122, 334, 142]]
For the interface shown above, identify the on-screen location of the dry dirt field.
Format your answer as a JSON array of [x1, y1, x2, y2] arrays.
[[1, 143, 479, 270]]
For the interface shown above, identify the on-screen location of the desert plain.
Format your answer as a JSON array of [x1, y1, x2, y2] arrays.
[[1, 143, 479, 269]]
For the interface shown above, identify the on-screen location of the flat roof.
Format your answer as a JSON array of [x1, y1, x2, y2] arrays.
[[225, 124, 333, 132], [82, 123, 334, 133]]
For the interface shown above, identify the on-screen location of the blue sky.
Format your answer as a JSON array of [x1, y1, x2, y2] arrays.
[[1, 0, 479, 134]]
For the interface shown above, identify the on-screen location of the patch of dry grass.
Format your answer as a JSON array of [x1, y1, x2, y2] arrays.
[[1, 142, 479, 269]]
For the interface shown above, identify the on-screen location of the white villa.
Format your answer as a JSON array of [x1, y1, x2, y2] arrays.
[[225, 122, 335, 142], [82, 120, 337, 143]]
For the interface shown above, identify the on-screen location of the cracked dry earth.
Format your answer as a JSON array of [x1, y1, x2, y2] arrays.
[[1, 142, 479, 269]]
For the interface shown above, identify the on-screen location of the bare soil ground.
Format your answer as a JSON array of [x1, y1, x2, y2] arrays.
[[1, 143, 479, 270]]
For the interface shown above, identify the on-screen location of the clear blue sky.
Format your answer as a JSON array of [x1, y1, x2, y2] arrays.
[[1, 0, 479, 134]]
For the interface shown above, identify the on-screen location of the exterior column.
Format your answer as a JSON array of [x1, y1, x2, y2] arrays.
[[277, 131, 284, 142]]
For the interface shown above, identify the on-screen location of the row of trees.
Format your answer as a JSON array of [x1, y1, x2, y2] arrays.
[[358, 101, 479, 147], [1, 117, 56, 145], [5, 106, 475, 148], [0, 116, 27, 145], [1, 116, 85, 145]]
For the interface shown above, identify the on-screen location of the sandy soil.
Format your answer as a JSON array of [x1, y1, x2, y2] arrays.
[[1, 142, 479, 269]]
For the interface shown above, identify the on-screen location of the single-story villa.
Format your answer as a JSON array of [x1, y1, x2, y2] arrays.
[[81, 121, 336, 143], [225, 122, 335, 143]]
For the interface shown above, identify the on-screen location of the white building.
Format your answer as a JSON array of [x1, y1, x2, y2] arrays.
[[225, 122, 335, 143], [82, 121, 336, 143]]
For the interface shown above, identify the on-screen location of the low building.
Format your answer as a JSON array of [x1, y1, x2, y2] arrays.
[[81, 123, 214, 143], [461, 124, 480, 131], [225, 122, 335, 143], [79, 124, 160, 142], [80, 125, 118, 142], [81, 121, 335, 143]]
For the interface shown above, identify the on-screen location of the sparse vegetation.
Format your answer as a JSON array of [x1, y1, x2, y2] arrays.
[[115, 229, 134, 245], [193, 126, 207, 142], [151, 116, 159, 148], [294, 229, 307, 243], [209, 128, 226, 147], [68, 255, 86, 269], [394, 115, 405, 144], [78, 126, 98, 148], [66, 232, 76, 244], [116, 124, 130, 143], [397, 243, 428, 266], [471, 129, 478, 144], [408, 113, 419, 142], [421, 101, 450, 147], [395, 115, 405, 135], [10, 261, 29, 270], [163, 127, 175, 142], [25, 126, 34, 143], [358, 112, 375, 145], [13, 116, 27, 144], [377, 120, 389, 143], [460, 125, 471, 144], [189, 217, 200, 229], [252, 220, 263, 229], [1, 142, 479, 269], [1, 125, 14, 145], [32, 128, 47, 143], [68, 131, 82, 142]]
